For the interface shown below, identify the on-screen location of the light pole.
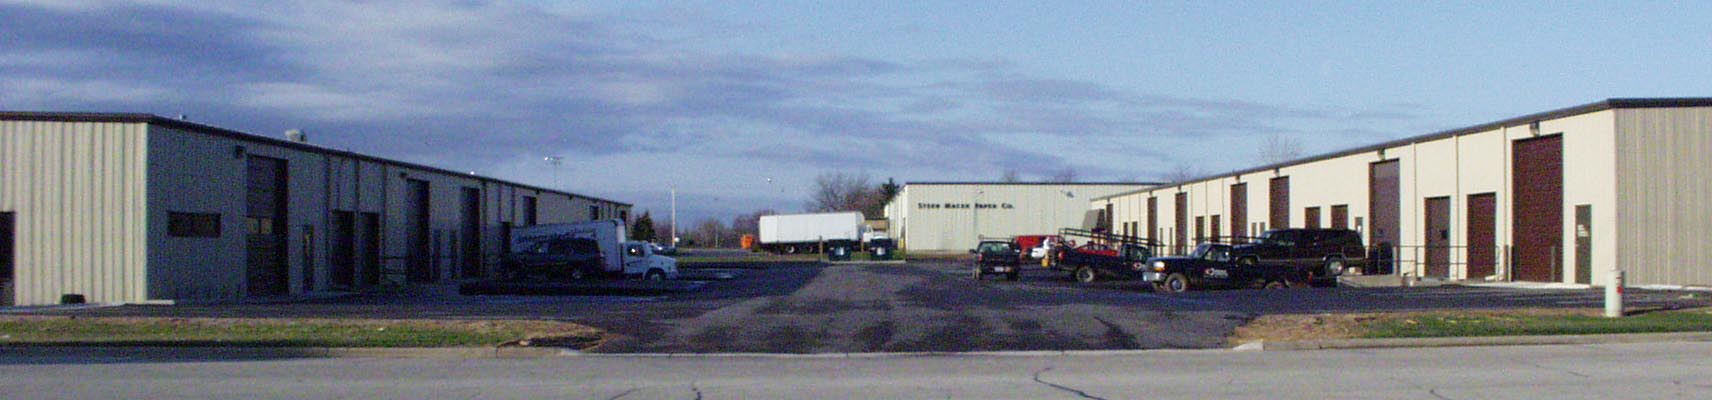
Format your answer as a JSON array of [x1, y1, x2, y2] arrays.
[[973, 189, 984, 247], [670, 188, 678, 247]]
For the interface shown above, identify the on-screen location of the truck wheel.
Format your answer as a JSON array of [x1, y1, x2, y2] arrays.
[[1324, 257, 1346, 277], [1151, 282, 1168, 292], [1162, 273, 1190, 293], [1263, 280, 1289, 290], [784, 245, 799, 254], [1006, 270, 1020, 281], [1074, 266, 1097, 284], [645, 269, 665, 282]]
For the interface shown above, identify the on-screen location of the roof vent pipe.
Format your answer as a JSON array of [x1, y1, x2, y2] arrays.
[[285, 129, 308, 143]]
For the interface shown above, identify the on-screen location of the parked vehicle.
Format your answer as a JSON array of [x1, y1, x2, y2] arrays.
[[1231, 228, 1367, 286], [1050, 228, 1158, 284], [757, 212, 866, 254], [971, 240, 1022, 281], [506, 220, 677, 281], [1013, 234, 1061, 260], [869, 238, 898, 260], [1143, 243, 1312, 293]]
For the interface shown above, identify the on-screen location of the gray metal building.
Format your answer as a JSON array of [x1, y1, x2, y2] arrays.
[[883, 182, 1153, 252], [0, 112, 631, 306]]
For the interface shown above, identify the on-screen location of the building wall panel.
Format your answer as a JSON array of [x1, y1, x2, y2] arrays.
[[0, 121, 149, 306], [1616, 107, 1712, 287]]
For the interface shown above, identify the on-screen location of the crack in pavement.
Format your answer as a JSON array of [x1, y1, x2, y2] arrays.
[[1517, 359, 1592, 378], [1427, 388, 1453, 400], [607, 388, 639, 400], [1032, 367, 1108, 400], [691, 381, 704, 400]]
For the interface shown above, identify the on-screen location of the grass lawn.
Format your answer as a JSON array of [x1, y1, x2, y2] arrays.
[[1363, 308, 1712, 338], [0, 316, 603, 348], [1234, 307, 1712, 344]]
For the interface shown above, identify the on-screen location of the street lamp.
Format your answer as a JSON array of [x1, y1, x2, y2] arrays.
[[973, 189, 984, 247]]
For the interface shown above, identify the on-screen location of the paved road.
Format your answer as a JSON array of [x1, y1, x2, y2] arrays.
[[22, 260, 1710, 353], [3, 342, 1709, 399]]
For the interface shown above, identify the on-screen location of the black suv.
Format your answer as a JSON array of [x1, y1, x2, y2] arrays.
[[501, 237, 606, 281], [971, 240, 1022, 281], [1232, 228, 1366, 286]]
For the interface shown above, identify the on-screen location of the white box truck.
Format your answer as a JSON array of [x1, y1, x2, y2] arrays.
[[506, 219, 677, 280], [757, 211, 866, 254]]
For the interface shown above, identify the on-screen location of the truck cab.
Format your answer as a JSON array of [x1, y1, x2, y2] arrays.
[[622, 241, 679, 281]]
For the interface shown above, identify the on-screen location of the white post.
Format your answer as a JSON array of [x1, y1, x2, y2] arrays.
[[1605, 269, 1625, 318]]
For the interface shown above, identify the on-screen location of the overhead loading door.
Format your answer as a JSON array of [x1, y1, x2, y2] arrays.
[[1467, 193, 1497, 279], [1270, 177, 1290, 229], [1230, 184, 1247, 243], [405, 179, 433, 283], [2, 212, 13, 306], [1175, 192, 1188, 255], [1512, 136, 1563, 282], [246, 156, 289, 297], [1369, 160, 1401, 275]]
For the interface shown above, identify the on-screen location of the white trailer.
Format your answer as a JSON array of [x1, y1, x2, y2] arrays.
[[757, 212, 865, 253], [509, 219, 678, 279]]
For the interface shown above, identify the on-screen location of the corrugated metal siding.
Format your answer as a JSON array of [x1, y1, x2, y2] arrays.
[[1616, 108, 1712, 287], [0, 121, 148, 305]]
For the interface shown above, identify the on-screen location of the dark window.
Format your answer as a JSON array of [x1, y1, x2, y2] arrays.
[[619, 210, 629, 222], [169, 212, 221, 237], [589, 205, 600, 220]]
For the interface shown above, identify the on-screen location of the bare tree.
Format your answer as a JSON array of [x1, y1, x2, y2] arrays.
[[1259, 133, 1305, 165], [807, 172, 877, 213], [1000, 169, 1021, 183], [1162, 164, 1202, 183], [1046, 167, 1078, 183]]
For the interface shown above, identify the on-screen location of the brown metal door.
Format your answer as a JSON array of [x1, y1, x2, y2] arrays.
[[1424, 196, 1452, 278], [245, 156, 289, 297], [1230, 183, 1247, 243], [1304, 207, 1321, 229], [1467, 193, 1497, 279], [359, 212, 381, 287], [405, 179, 433, 283], [1331, 205, 1348, 230], [1174, 192, 1188, 254], [1147, 196, 1157, 241], [1210, 215, 1222, 243], [1513, 135, 1563, 282], [1369, 160, 1400, 274], [1270, 177, 1290, 229], [1194, 216, 1205, 245]]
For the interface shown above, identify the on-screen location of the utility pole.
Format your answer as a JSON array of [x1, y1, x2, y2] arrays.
[[667, 188, 674, 246]]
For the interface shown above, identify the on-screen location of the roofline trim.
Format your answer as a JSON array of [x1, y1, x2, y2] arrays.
[[1091, 97, 1712, 201], [0, 111, 632, 207]]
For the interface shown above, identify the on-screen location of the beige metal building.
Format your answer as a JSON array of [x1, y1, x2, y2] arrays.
[[0, 112, 631, 306], [884, 182, 1153, 252], [1090, 98, 1712, 288]]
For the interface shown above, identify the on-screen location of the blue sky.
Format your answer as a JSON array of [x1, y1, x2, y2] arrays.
[[4, 1, 1710, 225]]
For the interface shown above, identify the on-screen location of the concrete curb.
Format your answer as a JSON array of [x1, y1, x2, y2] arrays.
[[0, 346, 576, 359], [1252, 331, 1712, 351]]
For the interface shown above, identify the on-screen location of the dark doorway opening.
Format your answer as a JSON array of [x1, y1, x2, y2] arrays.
[[245, 156, 289, 297], [1424, 196, 1452, 278], [360, 212, 381, 287], [405, 179, 433, 283], [2, 212, 14, 306], [1575, 204, 1593, 285], [460, 187, 483, 279], [331, 211, 356, 289], [1467, 193, 1497, 279]]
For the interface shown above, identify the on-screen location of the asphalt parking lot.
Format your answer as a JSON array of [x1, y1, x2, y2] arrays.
[[21, 257, 1711, 354]]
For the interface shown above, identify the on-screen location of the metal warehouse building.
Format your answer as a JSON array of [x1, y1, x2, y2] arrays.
[[884, 182, 1152, 252], [1090, 98, 1712, 288], [0, 113, 631, 306]]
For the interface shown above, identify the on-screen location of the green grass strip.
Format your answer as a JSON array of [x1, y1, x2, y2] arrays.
[[1362, 308, 1712, 338]]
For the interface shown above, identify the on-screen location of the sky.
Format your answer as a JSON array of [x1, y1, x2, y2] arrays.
[[4, 1, 1710, 226]]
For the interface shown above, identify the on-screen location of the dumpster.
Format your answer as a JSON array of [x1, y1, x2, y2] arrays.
[[869, 238, 896, 260], [826, 239, 856, 261]]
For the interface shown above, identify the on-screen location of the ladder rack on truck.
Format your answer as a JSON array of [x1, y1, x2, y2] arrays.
[[1048, 228, 1164, 283]]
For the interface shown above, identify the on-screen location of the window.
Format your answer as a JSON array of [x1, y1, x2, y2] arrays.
[[169, 212, 221, 238], [589, 205, 600, 221]]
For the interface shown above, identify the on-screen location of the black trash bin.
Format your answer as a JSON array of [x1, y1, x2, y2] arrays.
[[826, 240, 856, 261], [869, 238, 896, 260]]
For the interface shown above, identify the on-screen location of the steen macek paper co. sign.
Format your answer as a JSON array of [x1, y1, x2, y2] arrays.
[[918, 203, 1015, 210]]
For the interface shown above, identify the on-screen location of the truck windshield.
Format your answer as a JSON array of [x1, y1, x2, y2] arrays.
[[978, 242, 1014, 253], [1191, 244, 1232, 262]]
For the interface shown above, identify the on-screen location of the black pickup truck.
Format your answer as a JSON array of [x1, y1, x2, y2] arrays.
[[1231, 228, 1367, 287], [1143, 243, 1312, 293], [1049, 229, 1160, 284]]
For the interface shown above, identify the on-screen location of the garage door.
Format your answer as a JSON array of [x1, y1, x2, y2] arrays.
[[1512, 135, 1563, 282], [1174, 192, 1188, 255], [1369, 160, 1400, 274], [1270, 177, 1290, 229], [1230, 183, 1247, 243], [1467, 193, 1497, 279]]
